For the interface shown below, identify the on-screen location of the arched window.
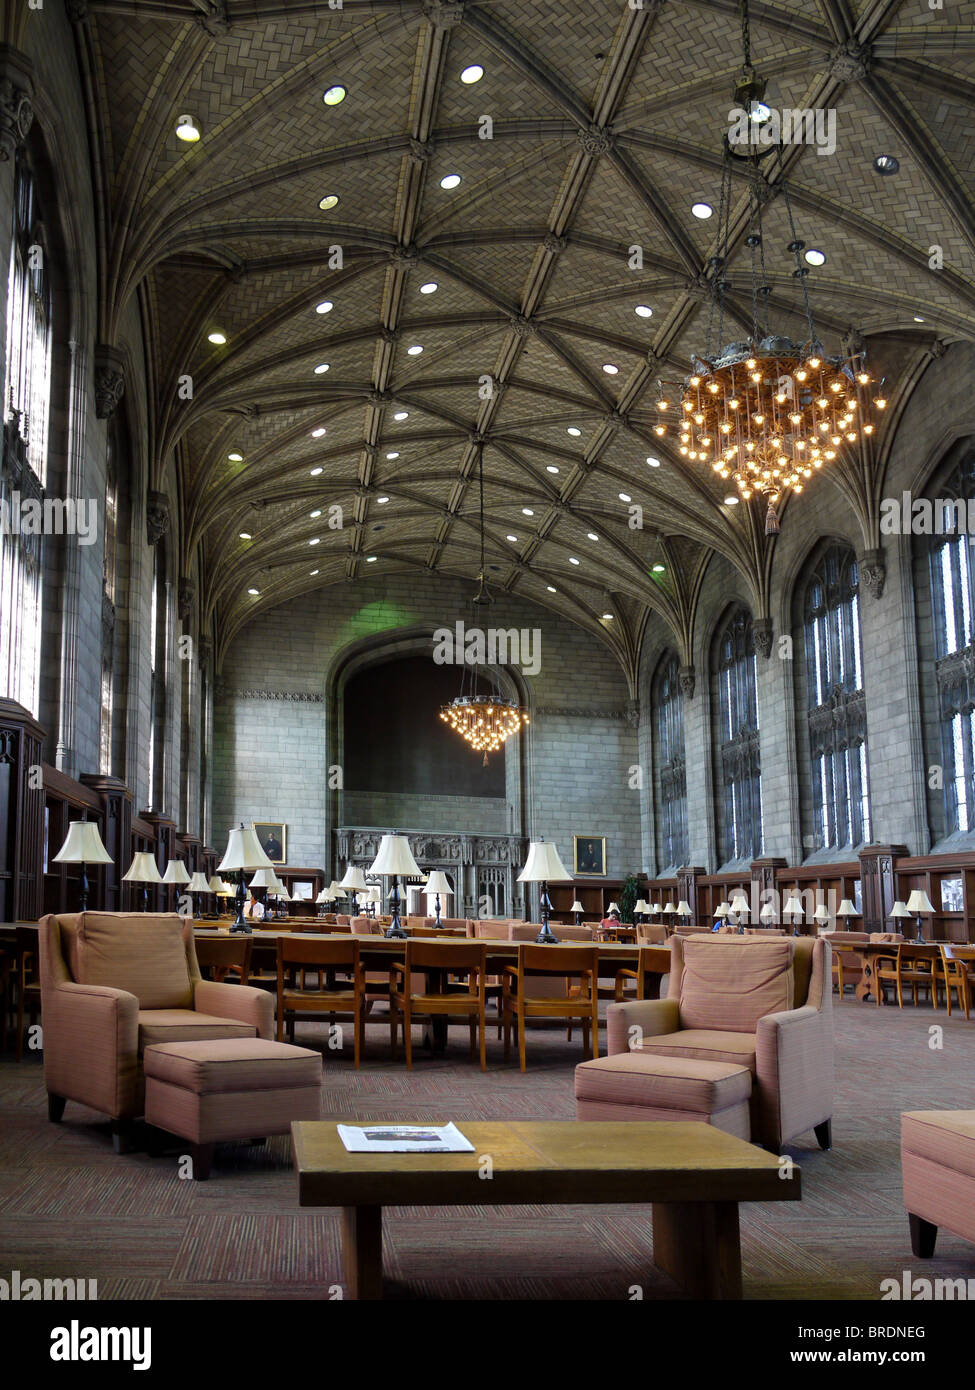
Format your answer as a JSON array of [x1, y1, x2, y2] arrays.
[[713, 608, 762, 863], [0, 152, 52, 712], [926, 448, 975, 834], [800, 544, 870, 850], [652, 652, 687, 869]]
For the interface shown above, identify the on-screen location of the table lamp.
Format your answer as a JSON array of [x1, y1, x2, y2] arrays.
[[161, 858, 191, 913], [633, 898, 648, 925], [813, 904, 832, 932], [217, 823, 274, 933], [905, 889, 934, 943], [366, 885, 382, 917], [425, 870, 454, 928], [369, 832, 422, 938], [275, 880, 292, 919], [728, 893, 750, 933], [337, 863, 368, 915], [676, 900, 693, 925], [836, 899, 859, 921], [52, 817, 113, 912], [712, 901, 729, 932], [607, 900, 621, 916], [889, 900, 913, 936], [316, 886, 335, 918], [122, 851, 163, 912], [517, 839, 572, 944], [662, 900, 677, 929], [187, 870, 211, 919], [759, 901, 777, 926], [249, 867, 277, 920], [570, 898, 584, 925]]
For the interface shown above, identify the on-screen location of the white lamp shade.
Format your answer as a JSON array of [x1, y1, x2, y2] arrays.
[[905, 890, 935, 914], [316, 889, 332, 904], [570, 900, 584, 913], [633, 899, 649, 914], [836, 899, 858, 916], [759, 903, 776, 921], [122, 852, 163, 884], [248, 869, 276, 889], [889, 900, 913, 918], [649, 902, 661, 914], [713, 904, 728, 917], [208, 875, 224, 892], [813, 905, 831, 922], [188, 872, 211, 893], [783, 895, 804, 915], [676, 900, 692, 917], [729, 894, 750, 914], [661, 901, 675, 914], [607, 902, 621, 914], [425, 871, 454, 896], [218, 824, 274, 873], [217, 880, 235, 896], [53, 820, 113, 865], [276, 885, 292, 901], [517, 840, 571, 883], [338, 864, 369, 891], [369, 834, 422, 878], [162, 859, 191, 885]]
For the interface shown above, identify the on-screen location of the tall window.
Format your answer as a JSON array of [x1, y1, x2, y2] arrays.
[[801, 545, 871, 850], [653, 652, 687, 869], [147, 541, 167, 810], [714, 608, 763, 863], [928, 451, 975, 834], [0, 154, 51, 711], [99, 422, 119, 773]]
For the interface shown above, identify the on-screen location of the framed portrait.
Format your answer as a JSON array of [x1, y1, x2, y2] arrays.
[[573, 835, 606, 877], [254, 822, 287, 864]]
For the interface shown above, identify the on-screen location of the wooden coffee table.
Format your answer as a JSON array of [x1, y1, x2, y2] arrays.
[[292, 1119, 800, 1300]]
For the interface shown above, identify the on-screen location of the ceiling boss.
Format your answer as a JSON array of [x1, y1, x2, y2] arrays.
[[652, 0, 888, 536]]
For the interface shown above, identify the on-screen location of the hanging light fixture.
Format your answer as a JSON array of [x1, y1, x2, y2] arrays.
[[652, 0, 887, 536], [440, 439, 529, 764]]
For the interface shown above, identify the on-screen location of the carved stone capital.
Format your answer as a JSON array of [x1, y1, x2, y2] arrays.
[[624, 698, 640, 729], [542, 233, 567, 254], [0, 48, 34, 162], [678, 664, 696, 699], [101, 591, 116, 644], [860, 547, 886, 600], [408, 137, 435, 164], [369, 389, 393, 405], [94, 344, 126, 420], [66, 0, 89, 20], [198, 636, 213, 668], [646, 348, 663, 369], [753, 618, 773, 659], [379, 328, 400, 346], [146, 491, 171, 547], [830, 38, 872, 81], [422, 0, 464, 28], [843, 325, 866, 360], [389, 243, 419, 269], [178, 579, 196, 623], [508, 313, 537, 338], [929, 339, 948, 360], [577, 124, 614, 157], [196, 0, 231, 36]]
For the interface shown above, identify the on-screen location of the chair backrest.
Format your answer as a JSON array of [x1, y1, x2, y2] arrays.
[[405, 940, 486, 973], [350, 916, 381, 935], [41, 912, 200, 1009], [508, 922, 594, 943], [406, 925, 468, 937], [869, 931, 905, 943], [276, 935, 357, 968], [195, 934, 252, 980], [897, 942, 935, 967], [636, 922, 667, 945], [335, 914, 351, 926], [666, 934, 826, 1027], [826, 931, 870, 945], [518, 943, 598, 977]]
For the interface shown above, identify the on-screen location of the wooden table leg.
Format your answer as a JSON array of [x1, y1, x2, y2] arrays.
[[341, 1204, 383, 1300], [652, 1200, 743, 1299]]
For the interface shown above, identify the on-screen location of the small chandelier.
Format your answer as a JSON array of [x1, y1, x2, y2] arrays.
[[440, 440, 529, 764], [652, 0, 888, 536]]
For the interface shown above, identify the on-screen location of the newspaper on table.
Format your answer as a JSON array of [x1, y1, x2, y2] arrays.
[[337, 1122, 474, 1154]]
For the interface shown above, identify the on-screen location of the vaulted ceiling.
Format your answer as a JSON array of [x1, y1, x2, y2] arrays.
[[70, 0, 975, 675]]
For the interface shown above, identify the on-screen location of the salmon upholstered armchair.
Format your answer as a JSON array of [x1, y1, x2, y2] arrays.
[[605, 935, 834, 1150], [38, 912, 273, 1150]]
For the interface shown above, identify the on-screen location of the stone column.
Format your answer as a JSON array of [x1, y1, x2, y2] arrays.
[[55, 339, 90, 779]]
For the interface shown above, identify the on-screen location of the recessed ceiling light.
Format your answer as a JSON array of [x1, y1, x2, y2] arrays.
[[874, 154, 899, 175], [393, 410, 409, 421], [619, 491, 631, 502], [309, 537, 320, 545], [176, 114, 200, 142], [569, 556, 580, 565], [239, 531, 252, 539], [646, 455, 661, 467], [547, 585, 556, 593], [247, 587, 259, 595], [386, 451, 399, 459], [310, 466, 323, 476], [316, 300, 334, 314], [913, 315, 925, 323], [634, 304, 653, 318], [522, 508, 534, 516], [310, 509, 322, 518], [652, 563, 666, 573], [310, 569, 319, 576], [227, 451, 243, 462], [208, 331, 227, 345], [377, 496, 390, 504], [460, 64, 484, 84], [440, 174, 462, 189], [724, 495, 739, 505], [602, 363, 619, 375], [318, 194, 340, 210], [547, 465, 559, 473], [322, 85, 346, 106], [311, 427, 326, 438], [407, 344, 423, 356], [567, 427, 581, 437], [366, 555, 377, 562], [506, 534, 518, 542], [314, 363, 330, 374], [804, 249, 826, 266], [588, 532, 598, 541], [419, 282, 438, 294], [602, 612, 614, 620], [691, 202, 713, 219]]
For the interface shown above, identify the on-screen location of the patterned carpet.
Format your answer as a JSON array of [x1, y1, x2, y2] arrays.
[[1, 1000, 974, 1301]]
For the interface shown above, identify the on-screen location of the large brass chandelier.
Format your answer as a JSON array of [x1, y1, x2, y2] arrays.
[[653, 0, 887, 535], [440, 442, 529, 764]]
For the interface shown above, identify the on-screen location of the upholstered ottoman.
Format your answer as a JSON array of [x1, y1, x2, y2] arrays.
[[144, 1037, 323, 1178], [902, 1110, 975, 1256], [574, 1052, 752, 1140]]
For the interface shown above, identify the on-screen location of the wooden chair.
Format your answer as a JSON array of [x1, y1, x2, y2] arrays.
[[389, 940, 488, 1070], [13, 927, 41, 1062], [874, 943, 938, 1009], [194, 934, 253, 984], [275, 936, 366, 1065], [502, 944, 599, 1072], [939, 944, 975, 1019], [404, 925, 469, 937], [613, 945, 670, 1002]]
